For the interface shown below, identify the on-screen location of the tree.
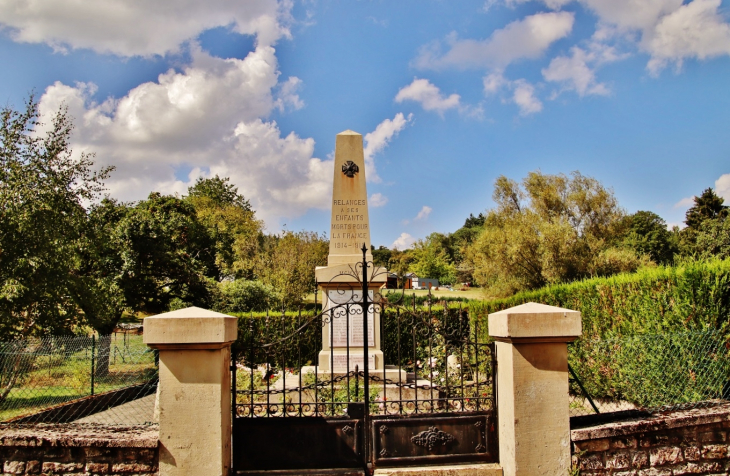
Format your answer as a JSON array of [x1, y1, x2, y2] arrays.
[[186, 176, 263, 280], [620, 211, 678, 265], [254, 231, 328, 308], [408, 233, 457, 285], [0, 97, 111, 340], [371, 246, 392, 268], [113, 193, 218, 314], [465, 170, 647, 297], [685, 188, 728, 230]]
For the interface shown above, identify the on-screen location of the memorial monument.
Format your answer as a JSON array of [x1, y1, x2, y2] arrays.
[[314, 130, 395, 377]]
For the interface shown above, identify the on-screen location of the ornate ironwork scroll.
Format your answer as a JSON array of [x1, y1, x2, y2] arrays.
[[411, 426, 455, 451]]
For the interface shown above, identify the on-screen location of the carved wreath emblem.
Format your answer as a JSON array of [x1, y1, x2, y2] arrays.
[[342, 160, 359, 177], [411, 426, 455, 451]]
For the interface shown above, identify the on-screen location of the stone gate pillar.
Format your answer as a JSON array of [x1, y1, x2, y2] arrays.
[[488, 302, 581, 476], [144, 307, 237, 476]]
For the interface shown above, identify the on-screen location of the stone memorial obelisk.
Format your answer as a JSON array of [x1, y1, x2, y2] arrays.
[[314, 130, 390, 375]]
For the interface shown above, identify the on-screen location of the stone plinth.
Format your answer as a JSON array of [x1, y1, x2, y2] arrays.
[[144, 307, 237, 476], [488, 302, 581, 476]]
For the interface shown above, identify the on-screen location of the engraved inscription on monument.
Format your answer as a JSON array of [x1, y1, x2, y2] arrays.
[[327, 130, 372, 265], [331, 353, 375, 372], [328, 290, 374, 347]]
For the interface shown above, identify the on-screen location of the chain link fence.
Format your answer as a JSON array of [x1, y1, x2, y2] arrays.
[[569, 330, 730, 417], [0, 333, 158, 425]]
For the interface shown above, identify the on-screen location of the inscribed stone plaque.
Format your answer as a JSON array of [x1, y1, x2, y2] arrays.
[[327, 290, 374, 347], [331, 353, 376, 372]]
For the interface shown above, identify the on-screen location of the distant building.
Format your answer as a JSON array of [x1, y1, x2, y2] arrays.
[[386, 272, 417, 289], [412, 276, 439, 290]]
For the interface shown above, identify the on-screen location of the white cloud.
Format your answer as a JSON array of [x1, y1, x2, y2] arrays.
[[414, 12, 574, 70], [37, 44, 331, 229], [645, 0, 730, 74], [715, 174, 730, 203], [542, 47, 611, 96], [274, 76, 304, 112], [363, 112, 413, 182], [674, 196, 695, 209], [512, 80, 543, 115], [391, 232, 416, 250], [395, 79, 461, 114], [483, 72, 508, 95], [369, 193, 389, 207], [415, 206, 433, 221], [500, 0, 730, 74], [0, 0, 292, 56]]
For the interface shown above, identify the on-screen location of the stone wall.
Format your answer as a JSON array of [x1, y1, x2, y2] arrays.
[[571, 403, 730, 475], [0, 424, 158, 476]]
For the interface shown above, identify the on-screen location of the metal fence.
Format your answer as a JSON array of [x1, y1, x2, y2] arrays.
[[568, 330, 730, 417], [0, 333, 158, 425]]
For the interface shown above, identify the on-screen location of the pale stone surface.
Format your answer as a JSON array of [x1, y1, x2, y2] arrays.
[[144, 307, 236, 476], [144, 306, 237, 346], [488, 301, 581, 341], [314, 131, 389, 372], [327, 130, 373, 266], [373, 463, 502, 475], [489, 304, 580, 476]]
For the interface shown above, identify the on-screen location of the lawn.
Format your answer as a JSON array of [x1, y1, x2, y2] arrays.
[[0, 333, 157, 422]]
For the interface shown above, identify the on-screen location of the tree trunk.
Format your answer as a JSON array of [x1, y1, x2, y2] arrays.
[[94, 334, 112, 379]]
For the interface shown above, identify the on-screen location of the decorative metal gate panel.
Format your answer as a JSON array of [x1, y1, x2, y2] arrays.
[[231, 247, 497, 474]]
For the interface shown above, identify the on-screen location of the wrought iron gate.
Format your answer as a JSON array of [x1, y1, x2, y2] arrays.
[[231, 248, 497, 474]]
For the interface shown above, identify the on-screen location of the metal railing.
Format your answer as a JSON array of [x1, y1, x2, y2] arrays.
[[0, 333, 158, 425], [569, 330, 730, 416]]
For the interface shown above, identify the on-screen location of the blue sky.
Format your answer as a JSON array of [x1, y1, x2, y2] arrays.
[[1, 0, 729, 249]]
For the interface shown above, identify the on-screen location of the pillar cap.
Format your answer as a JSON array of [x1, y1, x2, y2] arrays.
[[144, 306, 237, 347], [488, 302, 581, 342]]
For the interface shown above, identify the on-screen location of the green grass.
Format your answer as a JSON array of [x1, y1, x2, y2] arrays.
[[0, 334, 157, 422]]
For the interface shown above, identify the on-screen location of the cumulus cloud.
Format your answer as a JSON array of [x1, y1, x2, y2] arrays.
[[274, 76, 304, 112], [645, 0, 730, 74], [363, 112, 413, 182], [499, 0, 730, 74], [414, 12, 574, 70], [391, 232, 416, 250], [395, 79, 461, 114], [542, 47, 611, 96], [512, 80, 543, 115], [0, 0, 292, 56], [37, 44, 331, 228], [715, 174, 730, 203], [369, 193, 389, 207]]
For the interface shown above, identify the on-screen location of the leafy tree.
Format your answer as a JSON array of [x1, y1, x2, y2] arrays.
[[218, 280, 279, 313], [465, 170, 646, 297], [114, 193, 218, 314], [371, 245, 392, 268], [620, 211, 678, 265], [186, 176, 262, 280], [255, 231, 328, 308], [408, 233, 457, 285], [694, 218, 730, 260], [187, 175, 252, 209], [685, 188, 728, 230], [388, 249, 413, 288], [0, 97, 111, 340]]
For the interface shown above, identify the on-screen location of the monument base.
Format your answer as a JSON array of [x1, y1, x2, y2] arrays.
[[300, 365, 407, 383]]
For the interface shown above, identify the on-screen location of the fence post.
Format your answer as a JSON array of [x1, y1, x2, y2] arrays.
[[488, 302, 582, 476], [91, 335, 95, 396], [144, 307, 237, 476]]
